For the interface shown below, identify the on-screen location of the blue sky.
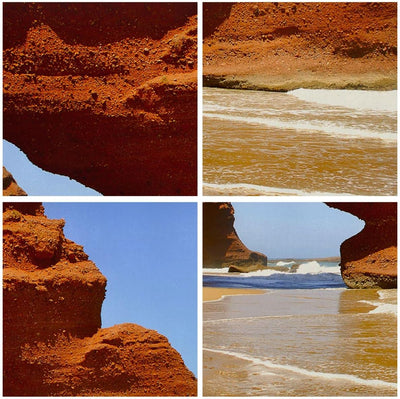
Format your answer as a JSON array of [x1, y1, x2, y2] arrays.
[[4, 140, 100, 195], [44, 202, 197, 375], [233, 202, 365, 259]]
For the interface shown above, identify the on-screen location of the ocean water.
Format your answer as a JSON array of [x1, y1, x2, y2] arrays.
[[204, 260, 345, 289], [203, 88, 397, 195], [203, 261, 397, 396]]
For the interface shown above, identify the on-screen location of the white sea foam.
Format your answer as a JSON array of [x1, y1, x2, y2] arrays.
[[204, 347, 397, 389], [377, 289, 397, 301], [296, 261, 341, 275], [203, 182, 352, 196], [368, 303, 397, 316], [360, 298, 397, 316], [241, 269, 286, 277], [275, 261, 296, 266], [204, 261, 340, 279], [204, 314, 295, 323], [203, 102, 239, 113], [288, 89, 397, 113], [203, 112, 396, 142], [203, 267, 230, 274]]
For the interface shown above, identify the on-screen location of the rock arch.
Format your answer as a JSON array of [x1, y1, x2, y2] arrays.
[[204, 202, 397, 289]]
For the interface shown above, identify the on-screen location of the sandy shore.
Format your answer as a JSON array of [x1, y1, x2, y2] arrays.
[[203, 287, 265, 302], [204, 288, 397, 396]]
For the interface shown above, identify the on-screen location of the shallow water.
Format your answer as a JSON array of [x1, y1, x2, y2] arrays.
[[203, 288, 397, 396], [203, 87, 397, 195]]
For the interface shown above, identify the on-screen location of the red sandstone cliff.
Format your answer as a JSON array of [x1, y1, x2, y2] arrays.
[[3, 3, 197, 195], [3, 203, 197, 396], [204, 2, 397, 90], [327, 203, 397, 289], [3, 167, 27, 196], [203, 202, 268, 271]]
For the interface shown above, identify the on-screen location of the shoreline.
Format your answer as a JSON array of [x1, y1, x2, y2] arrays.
[[203, 73, 397, 92], [203, 287, 265, 302]]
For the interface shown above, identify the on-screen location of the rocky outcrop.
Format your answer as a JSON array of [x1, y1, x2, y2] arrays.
[[3, 3, 197, 195], [203, 202, 268, 271], [3, 202, 197, 396], [204, 2, 397, 91], [3, 167, 27, 195], [327, 203, 397, 289]]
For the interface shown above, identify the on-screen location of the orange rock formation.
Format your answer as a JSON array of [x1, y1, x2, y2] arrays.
[[327, 203, 397, 289], [3, 203, 197, 396], [3, 3, 197, 195], [203, 202, 268, 271], [204, 2, 397, 90]]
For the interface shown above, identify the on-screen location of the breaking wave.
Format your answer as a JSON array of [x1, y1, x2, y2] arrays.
[[203, 261, 344, 289]]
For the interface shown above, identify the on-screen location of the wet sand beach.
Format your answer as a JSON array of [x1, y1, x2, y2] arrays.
[[203, 287, 265, 302], [203, 288, 397, 396], [203, 87, 397, 196]]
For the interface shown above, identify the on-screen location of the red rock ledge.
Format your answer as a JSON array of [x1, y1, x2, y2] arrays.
[[3, 3, 197, 195], [3, 203, 197, 396], [327, 203, 397, 289], [204, 2, 397, 91]]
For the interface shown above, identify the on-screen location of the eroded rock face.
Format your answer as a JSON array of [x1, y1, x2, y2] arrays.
[[3, 3, 197, 195], [204, 2, 397, 90], [3, 203, 197, 396], [3, 167, 27, 196], [327, 203, 397, 289], [203, 202, 268, 271]]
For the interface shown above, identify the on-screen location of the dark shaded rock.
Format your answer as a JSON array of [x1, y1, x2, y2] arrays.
[[3, 167, 27, 196], [203, 202, 268, 271]]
